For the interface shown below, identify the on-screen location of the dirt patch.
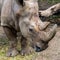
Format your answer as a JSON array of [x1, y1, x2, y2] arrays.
[[34, 27, 60, 60], [0, 26, 60, 60]]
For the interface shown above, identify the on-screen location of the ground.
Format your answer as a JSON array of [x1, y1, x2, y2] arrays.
[[0, 25, 60, 60], [0, 27, 37, 60], [0, 0, 60, 60], [34, 27, 60, 60]]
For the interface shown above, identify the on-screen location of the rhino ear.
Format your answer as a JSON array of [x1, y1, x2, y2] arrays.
[[16, 0, 24, 6]]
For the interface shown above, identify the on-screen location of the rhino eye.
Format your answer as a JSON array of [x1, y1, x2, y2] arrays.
[[29, 27, 33, 32]]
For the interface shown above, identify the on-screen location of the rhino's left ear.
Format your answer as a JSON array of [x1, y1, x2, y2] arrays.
[[16, 0, 24, 6]]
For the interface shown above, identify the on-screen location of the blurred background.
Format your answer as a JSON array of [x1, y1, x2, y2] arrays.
[[38, 0, 60, 25]]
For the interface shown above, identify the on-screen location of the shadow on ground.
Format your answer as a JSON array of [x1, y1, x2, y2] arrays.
[[0, 26, 60, 60], [0, 27, 37, 60], [34, 27, 60, 60]]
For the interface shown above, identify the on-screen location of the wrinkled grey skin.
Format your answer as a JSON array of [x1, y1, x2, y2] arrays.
[[0, 0, 4, 24], [1, 0, 23, 56], [19, 0, 57, 54], [0, 0, 57, 56], [0, 0, 4, 13]]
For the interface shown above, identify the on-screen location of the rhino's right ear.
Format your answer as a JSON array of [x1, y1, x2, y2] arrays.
[[16, 0, 24, 6]]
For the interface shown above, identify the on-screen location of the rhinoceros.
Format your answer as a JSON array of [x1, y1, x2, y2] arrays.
[[0, 0, 57, 56]]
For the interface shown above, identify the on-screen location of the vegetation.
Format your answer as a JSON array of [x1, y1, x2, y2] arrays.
[[38, 0, 60, 4], [0, 0, 60, 60], [38, 0, 60, 25], [0, 38, 37, 60]]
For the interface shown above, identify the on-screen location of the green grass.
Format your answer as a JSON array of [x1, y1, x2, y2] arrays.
[[39, 0, 60, 4], [0, 38, 37, 60], [0, 0, 60, 60], [48, 0, 60, 4]]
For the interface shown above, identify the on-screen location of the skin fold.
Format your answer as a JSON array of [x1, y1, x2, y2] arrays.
[[19, 0, 57, 54], [0, 0, 57, 56]]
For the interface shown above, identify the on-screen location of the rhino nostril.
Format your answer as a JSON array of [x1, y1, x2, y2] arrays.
[[35, 46, 42, 52]]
